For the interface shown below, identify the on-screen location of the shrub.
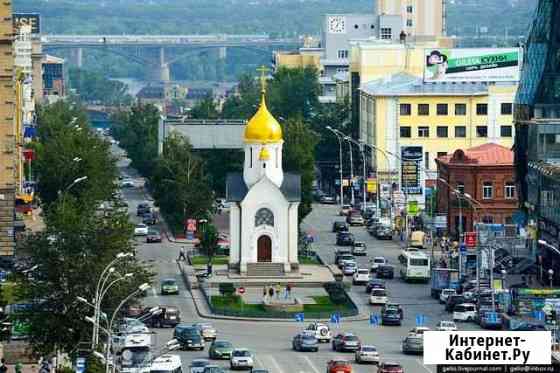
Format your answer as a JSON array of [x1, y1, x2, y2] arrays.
[[323, 282, 348, 305], [218, 283, 235, 296]]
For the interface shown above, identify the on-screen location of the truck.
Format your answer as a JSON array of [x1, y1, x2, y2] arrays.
[[430, 268, 459, 298]]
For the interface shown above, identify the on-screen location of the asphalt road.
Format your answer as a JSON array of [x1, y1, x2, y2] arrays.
[[114, 150, 478, 373]]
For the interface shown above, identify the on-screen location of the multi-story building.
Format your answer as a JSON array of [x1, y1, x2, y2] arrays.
[[375, 0, 446, 40], [514, 0, 560, 284], [0, 2, 16, 256], [436, 144, 518, 237], [42, 54, 65, 102], [359, 72, 517, 210]]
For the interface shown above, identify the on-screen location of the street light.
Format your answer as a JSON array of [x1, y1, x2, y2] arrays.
[[326, 126, 344, 207], [549, 269, 555, 288]]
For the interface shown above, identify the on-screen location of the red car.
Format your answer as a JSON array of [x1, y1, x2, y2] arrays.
[[327, 360, 352, 373], [377, 362, 403, 373]]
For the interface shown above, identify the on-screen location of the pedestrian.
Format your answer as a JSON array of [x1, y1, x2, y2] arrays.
[[15, 362, 22, 373], [285, 283, 291, 299], [263, 285, 268, 301], [276, 283, 281, 299], [0, 359, 7, 373], [177, 246, 187, 261], [268, 286, 274, 299]]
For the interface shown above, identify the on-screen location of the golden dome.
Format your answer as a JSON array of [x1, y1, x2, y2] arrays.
[[244, 95, 283, 143], [258, 147, 270, 161]]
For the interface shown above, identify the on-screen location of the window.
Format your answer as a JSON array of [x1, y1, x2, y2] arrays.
[[437, 151, 448, 159], [336, 67, 348, 73], [380, 27, 392, 40], [437, 126, 448, 138], [400, 103, 411, 116], [437, 103, 448, 115], [454, 126, 466, 138], [337, 50, 349, 59], [505, 216, 513, 225], [476, 103, 488, 115], [455, 103, 467, 115], [418, 104, 430, 116], [407, 5, 413, 13], [500, 103, 513, 115], [483, 182, 493, 199], [354, 24, 359, 29], [476, 126, 488, 137], [406, 19, 413, 27], [400, 126, 411, 138], [456, 182, 465, 194], [425, 152, 430, 169], [255, 208, 274, 227], [500, 125, 512, 137], [482, 216, 494, 224], [418, 126, 430, 137], [505, 182, 516, 199]]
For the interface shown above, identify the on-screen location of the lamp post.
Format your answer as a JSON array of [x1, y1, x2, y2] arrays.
[[345, 136, 355, 206], [345, 137, 366, 210], [549, 269, 555, 288], [326, 126, 344, 207], [437, 178, 465, 243]]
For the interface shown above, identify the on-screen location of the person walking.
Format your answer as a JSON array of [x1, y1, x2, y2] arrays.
[[285, 283, 291, 299], [268, 286, 274, 300], [15, 361, 22, 373], [177, 246, 187, 261], [263, 285, 268, 301], [0, 359, 7, 373], [275, 283, 281, 300]]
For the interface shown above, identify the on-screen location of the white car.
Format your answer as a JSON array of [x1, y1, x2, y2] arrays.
[[304, 322, 332, 342], [439, 288, 456, 304], [353, 268, 370, 285], [120, 179, 135, 188], [230, 348, 254, 370], [134, 223, 149, 236], [453, 303, 477, 322], [355, 345, 379, 364], [408, 326, 431, 336], [437, 320, 458, 331], [193, 322, 217, 340], [343, 262, 357, 275], [370, 256, 387, 272], [369, 288, 388, 305]]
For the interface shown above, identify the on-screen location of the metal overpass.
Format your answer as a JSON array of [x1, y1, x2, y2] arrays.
[[42, 34, 302, 81]]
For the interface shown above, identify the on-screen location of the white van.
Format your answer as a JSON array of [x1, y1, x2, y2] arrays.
[[369, 288, 388, 305], [150, 355, 182, 373], [453, 303, 477, 322]]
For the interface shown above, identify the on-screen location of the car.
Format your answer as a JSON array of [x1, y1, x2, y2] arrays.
[[376, 265, 394, 279], [339, 205, 352, 216], [369, 288, 388, 305], [336, 232, 355, 246], [137, 202, 151, 216], [377, 362, 404, 373], [381, 307, 402, 326], [142, 212, 158, 225], [343, 262, 358, 276], [381, 303, 403, 321], [292, 332, 319, 352], [352, 268, 370, 285], [370, 257, 387, 272], [202, 366, 225, 373], [117, 318, 149, 335], [351, 242, 367, 256], [439, 288, 457, 304], [355, 345, 379, 364], [361, 207, 377, 220], [134, 223, 149, 236], [193, 322, 217, 340], [230, 348, 254, 370], [478, 311, 502, 329], [402, 334, 423, 354], [408, 326, 430, 336], [334, 249, 352, 265], [346, 213, 364, 226], [189, 359, 210, 373], [174, 324, 205, 350], [143, 305, 180, 328], [453, 303, 477, 322], [437, 320, 458, 331], [161, 278, 179, 295], [120, 179, 135, 188], [208, 340, 234, 359], [332, 333, 361, 352], [320, 195, 337, 204], [365, 279, 386, 293], [375, 225, 393, 239], [337, 254, 356, 269], [304, 322, 332, 342], [327, 360, 352, 373], [445, 295, 468, 312], [332, 221, 349, 233], [146, 229, 162, 243]]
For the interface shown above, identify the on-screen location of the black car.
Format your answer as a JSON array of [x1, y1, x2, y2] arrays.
[[445, 295, 468, 312], [332, 221, 349, 233], [142, 212, 157, 225], [146, 229, 162, 243], [136, 202, 151, 216], [365, 279, 386, 293], [336, 232, 355, 246], [381, 308, 402, 326], [143, 306, 180, 328], [376, 265, 394, 279], [174, 324, 205, 350]]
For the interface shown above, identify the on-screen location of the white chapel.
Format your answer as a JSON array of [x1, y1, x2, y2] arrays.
[[225, 81, 301, 276]]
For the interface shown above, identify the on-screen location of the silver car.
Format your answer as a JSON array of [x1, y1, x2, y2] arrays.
[[402, 335, 423, 354], [355, 345, 379, 364], [190, 359, 210, 373], [193, 322, 217, 340]]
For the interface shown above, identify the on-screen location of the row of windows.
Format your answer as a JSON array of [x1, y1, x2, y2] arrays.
[[452, 181, 516, 200], [400, 125, 512, 138], [399, 103, 513, 116]]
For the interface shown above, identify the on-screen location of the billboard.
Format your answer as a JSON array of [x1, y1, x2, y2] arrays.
[[424, 48, 521, 82], [401, 146, 422, 195], [13, 13, 41, 34]]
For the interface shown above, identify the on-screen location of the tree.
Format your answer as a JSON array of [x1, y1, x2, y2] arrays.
[[199, 223, 219, 262], [190, 95, 219, 119], [68, 68, 132, 106]]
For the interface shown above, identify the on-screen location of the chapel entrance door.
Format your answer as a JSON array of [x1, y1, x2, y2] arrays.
[[257, 235, 272, 262]]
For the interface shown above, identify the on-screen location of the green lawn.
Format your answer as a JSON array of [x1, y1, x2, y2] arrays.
[[303, 296, 354, 314], [191, 256, 229, 266], [210, 295, 265, 314], [298, 256, 321, 265]]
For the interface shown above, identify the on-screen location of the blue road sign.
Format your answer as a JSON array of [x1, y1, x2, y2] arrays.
[[487, 312, 498, 323], [76, 358, 86, 373], [415, 314, 426, 326], [532, 310, 545, 321], [295, 313, 305, 322], [330, 313, 341, 325], [369, 314, 380, 326], [459, 243, 466, 253]]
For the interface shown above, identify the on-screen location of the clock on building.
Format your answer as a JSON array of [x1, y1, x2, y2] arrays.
[[328, 16, 346, 34]]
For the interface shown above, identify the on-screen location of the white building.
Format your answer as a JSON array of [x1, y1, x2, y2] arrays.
[[226, 90, 301, 276]]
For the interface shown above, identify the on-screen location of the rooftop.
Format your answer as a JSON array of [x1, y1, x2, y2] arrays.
[[360, 72, 489, 97], [438, 143, 514, 166]]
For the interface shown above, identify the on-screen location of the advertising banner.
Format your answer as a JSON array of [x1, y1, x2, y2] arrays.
[[424, 48, 521, 83], [401, 146, 422, 195], [13, 13, 41, 34], [367, 178, 377, 193]]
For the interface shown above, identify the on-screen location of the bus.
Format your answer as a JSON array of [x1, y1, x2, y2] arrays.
[[399, 251, 431, 282], [114, 333, 153, 373]]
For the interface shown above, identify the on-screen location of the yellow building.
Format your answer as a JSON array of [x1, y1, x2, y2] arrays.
[[272, 48, 322, 71], [376, 0, 445, 40], [359, 72, 517, 207]]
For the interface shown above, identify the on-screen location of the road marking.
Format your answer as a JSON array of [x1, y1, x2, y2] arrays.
[[302, 355, 320, 373], [267, 355, 285, 373], [254, 355, 266, 370]]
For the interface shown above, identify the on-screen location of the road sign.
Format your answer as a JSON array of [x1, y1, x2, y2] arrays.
[[533, 310, 545, 321], [75, 358, 86, 373], [415, 314, 426, 326], [295, 313, 305, 322], [330, 313, 341, 325], [369, 314, 380, 326], [465, 232, 477, 247], [487, 312, 498, 324], [237, 287, 245, 295]]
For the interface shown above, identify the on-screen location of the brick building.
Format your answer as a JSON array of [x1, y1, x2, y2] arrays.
[[436, 143, 518, 238]]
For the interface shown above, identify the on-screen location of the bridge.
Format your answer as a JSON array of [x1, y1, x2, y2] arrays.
[[42, 34, 302, 81]]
